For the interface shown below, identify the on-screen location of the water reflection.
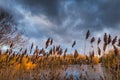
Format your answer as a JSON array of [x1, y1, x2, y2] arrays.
[[62, 64, 110, 80], [40, 64, 113, 80]]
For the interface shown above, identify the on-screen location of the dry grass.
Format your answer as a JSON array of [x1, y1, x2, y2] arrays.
[[0, 30, 120, 80]]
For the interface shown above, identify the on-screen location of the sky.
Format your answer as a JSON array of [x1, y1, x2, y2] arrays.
[[0, 0, 120, 54]]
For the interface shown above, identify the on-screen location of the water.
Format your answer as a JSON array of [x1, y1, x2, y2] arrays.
[[63, 64, 105, 80], [39, 64, 113, 80]]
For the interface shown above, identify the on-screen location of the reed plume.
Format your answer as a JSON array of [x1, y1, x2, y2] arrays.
[[63, 48, 67, 59], [91, 37, 95, 44], [98, 47, 101, 56], [86, 30, 90, 40], [84, 30, 90, 55], [64, 48, 67, 54], [56, 45, 60, 51], [19, 48, 23, 52], [57, 48, 62, 55], [39, 48, 44, 55], [97, 37, 101, 45], [30, 42, 34, 54], [10, 42, 14, 48], [103, 33, 108, 53], [50, 38, 53, 45], [23, 49, 27, 55], [49, 48, 53, 55], [45, 37, 51, 48], [103, 43, 107, 52], [117, 38, 120, 47], [112, 36, 117, 45], [113, 45, 118, 56], [74, 49, 78, 58], [72, 40, 76, 48], [108, 34, 111, 45], [53, 45, 56, 54], [104, 33, 108, 44]]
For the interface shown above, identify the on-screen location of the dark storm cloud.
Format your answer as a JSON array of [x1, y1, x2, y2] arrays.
[[98, 0, 120, 27], [15, 0, 120, 32], [74, 0, 120, 32], [1, 0, 120, 53], [1, 0, 120, 33], [17, 0, 58, 14], [15, 0, 63, 24]]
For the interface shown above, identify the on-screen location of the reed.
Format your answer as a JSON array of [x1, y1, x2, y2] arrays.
[[0, 30, 119, 80], [84, 30, 90, 55]]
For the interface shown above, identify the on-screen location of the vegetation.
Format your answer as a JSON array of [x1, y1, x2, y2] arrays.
[[0, 8, 26, 47], [0, 29, 120, 80]]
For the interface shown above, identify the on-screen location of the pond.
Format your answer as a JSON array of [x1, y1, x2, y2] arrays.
[[39, 64, 113, 80]]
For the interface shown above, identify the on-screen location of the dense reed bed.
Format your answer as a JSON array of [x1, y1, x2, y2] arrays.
[[0, 30, 120, 80]]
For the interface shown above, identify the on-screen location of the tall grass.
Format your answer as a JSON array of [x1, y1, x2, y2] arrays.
[[0, 30, 120, 80]]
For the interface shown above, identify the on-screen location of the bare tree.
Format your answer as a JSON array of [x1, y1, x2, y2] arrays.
[[0, 8, 26, 48]]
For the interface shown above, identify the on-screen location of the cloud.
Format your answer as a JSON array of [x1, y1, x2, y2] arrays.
[[74, 0, 120, 31], [0, 0, 120, 53], [15, 0, 62, 24]]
